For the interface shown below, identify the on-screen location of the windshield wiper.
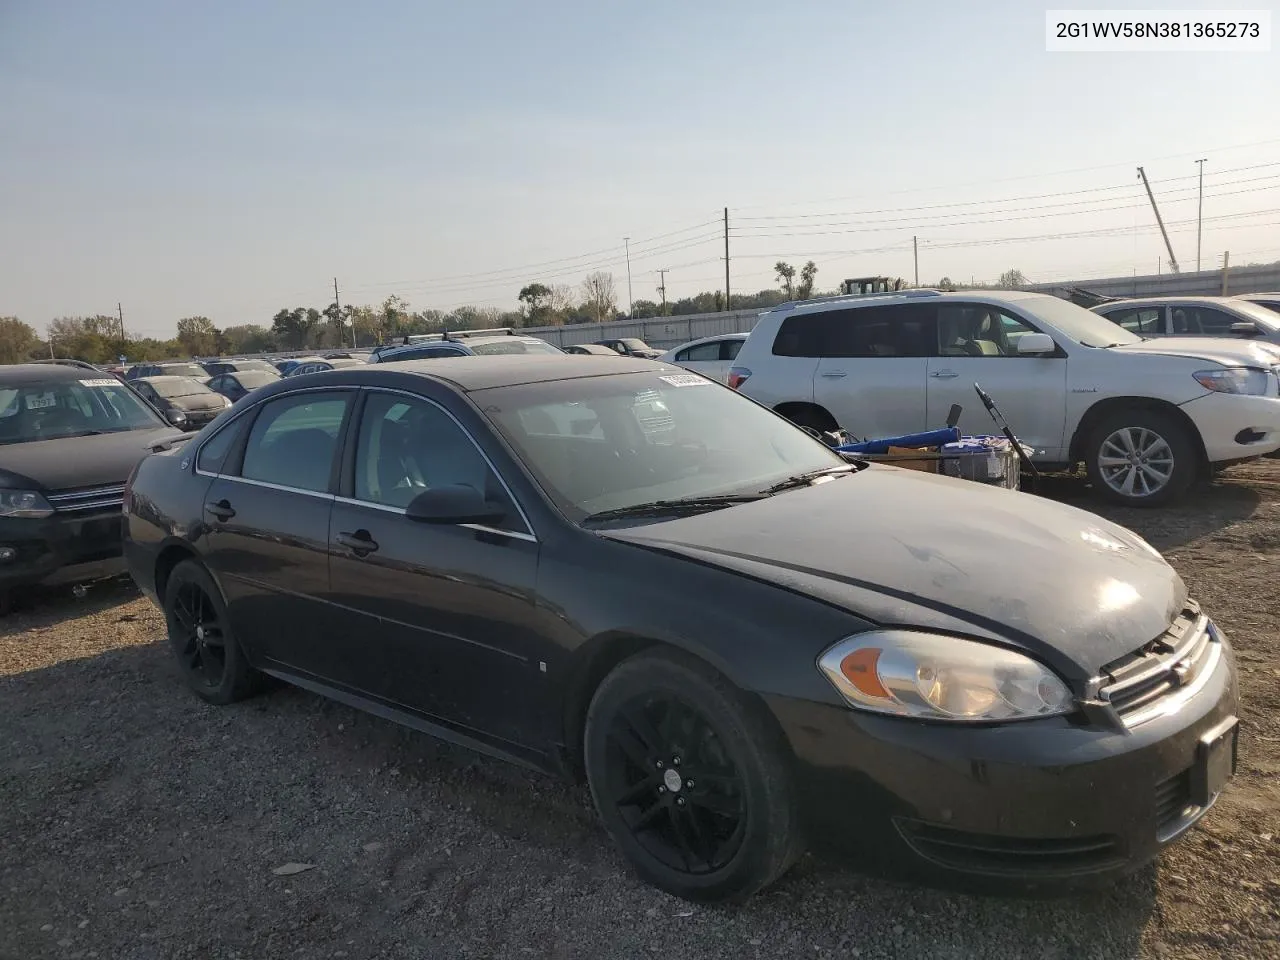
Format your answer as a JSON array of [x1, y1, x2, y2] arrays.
[[583, 494, 766, 524], [758, 466, 854, 496]]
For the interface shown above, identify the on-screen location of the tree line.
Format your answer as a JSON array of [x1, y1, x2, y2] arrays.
[[1, 261, 1034, 366]]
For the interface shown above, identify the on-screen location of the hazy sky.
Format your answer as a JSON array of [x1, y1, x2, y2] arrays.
[[2, 0, 1278, 337]]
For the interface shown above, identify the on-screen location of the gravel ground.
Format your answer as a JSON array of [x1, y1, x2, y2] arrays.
[[3, 464, 1279, 960]]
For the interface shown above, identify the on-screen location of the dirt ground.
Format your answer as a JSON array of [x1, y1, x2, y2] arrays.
[[2, 464, 1279, 960]]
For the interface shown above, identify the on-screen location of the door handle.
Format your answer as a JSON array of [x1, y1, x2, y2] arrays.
[[820, 370, 847, 379], [336, 530, 379, 556], [930, 370, 959, 379], [204, 499, 235, 522]]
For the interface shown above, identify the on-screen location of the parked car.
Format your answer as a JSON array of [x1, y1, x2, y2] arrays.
[[205, 370, 281, 402], [0, 363, 191, 612], [1232, 292, 1280, 315], [125, 361, 209, 381], [284, 357, 367, 376], [728, 289, 1280, 506], [273, 357, 322, 376], [371, 328, 563, 362], [657, 334, 749, 384], [201, 358, 280, 377], [124, 354, 1238, 901], [563, 344, 624, 356], [133, 376, 232, 430], [1090, 296, 1280, 347], [595, 337, 662, 359]]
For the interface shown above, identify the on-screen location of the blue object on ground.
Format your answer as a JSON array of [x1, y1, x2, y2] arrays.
[[836, 426, 961, 455]]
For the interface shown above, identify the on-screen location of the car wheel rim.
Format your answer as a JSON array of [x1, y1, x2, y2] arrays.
[[170, 581, 227, 689], [1098, 426, 1175, 498], [602, 694, 747, 875]]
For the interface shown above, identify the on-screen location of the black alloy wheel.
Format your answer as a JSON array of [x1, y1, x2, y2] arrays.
[[585, 650, 803, 902], [163, 559, 262, 705], [603, 694, 748, 875]]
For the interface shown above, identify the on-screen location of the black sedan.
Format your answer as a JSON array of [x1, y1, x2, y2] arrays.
[[133, 375, 232, 430], [122, 356, 1238, 902], [204, 370, 280, 402]]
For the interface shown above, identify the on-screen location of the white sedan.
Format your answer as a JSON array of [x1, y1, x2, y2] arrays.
[[657, 333, 749, 384]]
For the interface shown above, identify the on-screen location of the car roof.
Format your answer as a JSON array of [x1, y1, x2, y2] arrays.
[[374, 353, 663, 391], [1095, 296, 1243, 307], [770, 288, 1052, 318], [0, 363, 92, 385]]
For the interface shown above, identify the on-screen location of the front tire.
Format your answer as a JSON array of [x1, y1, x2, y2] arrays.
[[584, 650, 803, 902], [162, 559, 262, 705], [1084, 408, 1198, 507]]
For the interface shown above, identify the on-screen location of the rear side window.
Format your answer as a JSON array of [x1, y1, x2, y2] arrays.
[[240, 392, 349, 492], [773, 305, 935, 357], [1170, 306, 1241, 336], [678, 342, 722, 362], [196, 419, 245, 474], [722, 339, 744, 361], [1102, 307, 1163, 335]]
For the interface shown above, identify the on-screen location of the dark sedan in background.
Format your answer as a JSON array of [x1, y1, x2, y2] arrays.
[[201, 358, 280, 377], [204, 370, 280, 402], [594, 337, 663, 359], [133, 376, 232, 430], [122, 356, 1238, 902], [1, 364, 190, 611]]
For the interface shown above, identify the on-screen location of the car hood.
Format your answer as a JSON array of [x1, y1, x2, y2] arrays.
[[0, 428, 186, 492], [1111, 336, 1280, 367], [170, 393, 227, 412], [600, 467, 1186, 677]]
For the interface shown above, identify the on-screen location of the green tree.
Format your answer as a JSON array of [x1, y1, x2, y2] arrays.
[[798, 261, 818, 300], [48, 315, 120, 363], [0, 317, 40, 364], [518, 283, 552, 324], [997, 269, 1028, 289], [270, 307, 315, 349], [175, 316, 220, 356], [221, 324, 277, 354], [774, 262, 797, 298]]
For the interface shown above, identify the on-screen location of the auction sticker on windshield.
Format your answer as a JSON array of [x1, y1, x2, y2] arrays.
[[25, 392, 57, 409], [658, 374, 709, 387], [79, 379, 118, 387]]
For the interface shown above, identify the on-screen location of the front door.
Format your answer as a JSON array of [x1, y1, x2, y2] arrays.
[[926, 304, 1068, 460], [326, 389, 545, 749], [811, 303, 933, 439], [199, 390, 353, 676]]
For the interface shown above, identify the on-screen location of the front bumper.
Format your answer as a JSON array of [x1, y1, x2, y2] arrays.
[[768, 632, 1238, 888], [0, 511, 126, 591], [1183, 392, 1280, 462]]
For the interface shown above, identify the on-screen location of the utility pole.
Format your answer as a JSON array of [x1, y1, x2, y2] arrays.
[[623, 238, 634, 319], [1195, 158, 1207, 271], [333, 277, 350, 347], [1221, 250, 1231, 295], [117, 302, 126, 357], [1136, 166, 1179, 273], [657, 269, 669, 314], [913, 236, 919, 287], [723, 207, 731, 309]]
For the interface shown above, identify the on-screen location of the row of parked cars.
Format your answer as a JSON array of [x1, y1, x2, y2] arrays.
[[3, 289, 1265, 902]]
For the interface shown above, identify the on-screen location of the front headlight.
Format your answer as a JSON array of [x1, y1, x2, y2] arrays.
[[0, 489, 55, 519], [1193, 367, 1269, 395], [817, 631, 1074, 722]]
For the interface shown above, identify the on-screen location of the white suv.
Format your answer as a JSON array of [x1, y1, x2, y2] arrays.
[[728, 289, 1280, 505]]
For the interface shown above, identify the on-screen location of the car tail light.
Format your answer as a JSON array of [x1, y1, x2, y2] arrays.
[[727, 366, 751, 390]]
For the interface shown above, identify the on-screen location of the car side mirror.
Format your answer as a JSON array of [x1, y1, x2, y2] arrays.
[[405, 485, 506, 526], [1016, 333, 1056, 355], [1230, 321, 1260, 336], [165, 408, 188, 426]]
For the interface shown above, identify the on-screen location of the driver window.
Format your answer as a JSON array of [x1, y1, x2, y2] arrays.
[[354, 392, 524, 532], [938, 305, 1038, 357]]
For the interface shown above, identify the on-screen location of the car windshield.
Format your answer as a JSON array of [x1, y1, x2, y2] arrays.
[[236, 371, 281, 388], [158, 363, 210, 378], [480, 371, 846, 522], [149, 378, 212, 399], [0, 378, 164, 445], [469, 338, 562, 356], [1243, 298, 1280, 316], [1023, 295, 1142, 347], [1227, 301, 1280, 329], [619, 339, 649, 350]]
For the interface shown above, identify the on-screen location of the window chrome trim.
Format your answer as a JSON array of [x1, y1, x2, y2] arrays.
[[348, 386, 538, 541], [214, 475, 337, 500]]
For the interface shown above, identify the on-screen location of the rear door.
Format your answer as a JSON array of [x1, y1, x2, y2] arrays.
[[674, 340, 728, 381], [199, 389, 353, 676], [326, 388, 545, 747], [926, 303, 1068, 459], [812, 304, 933, 438], [1169, 304, 1247, 339]]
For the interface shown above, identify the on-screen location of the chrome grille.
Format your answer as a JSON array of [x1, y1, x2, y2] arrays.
[[45, 484, 126, 514], [1094, 604, 1221, 727]]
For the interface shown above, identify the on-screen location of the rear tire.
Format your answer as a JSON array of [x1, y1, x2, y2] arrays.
[[584, 649, 804, 902], [162, 560, 262, 705], [1084, 409, 1198, 507]]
